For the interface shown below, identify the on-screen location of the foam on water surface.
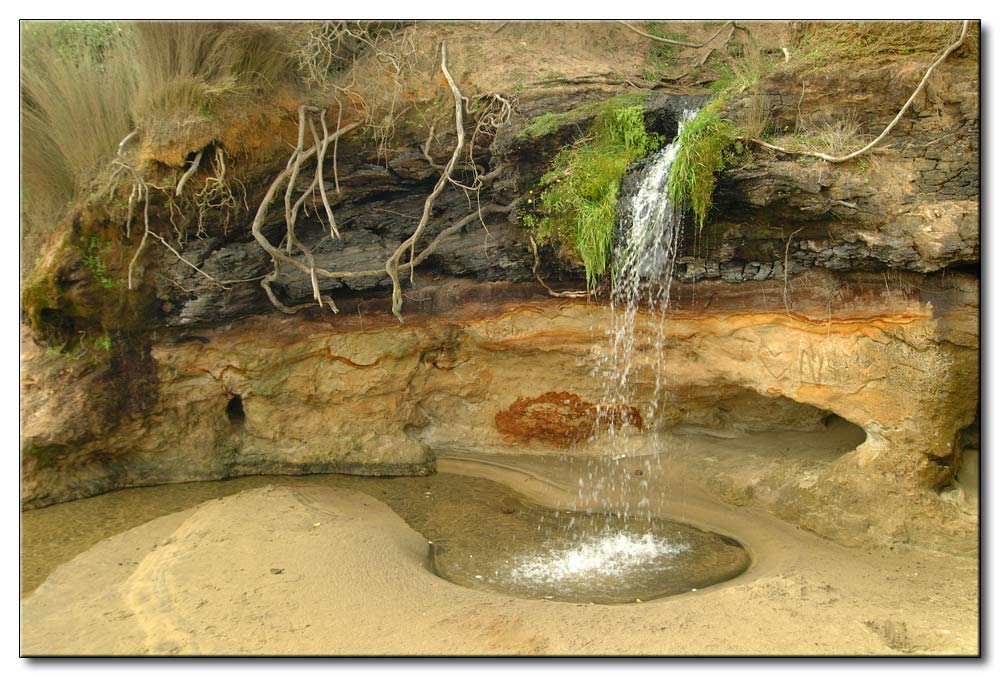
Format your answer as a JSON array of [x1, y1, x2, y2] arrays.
[[504, 530, 691, 592]]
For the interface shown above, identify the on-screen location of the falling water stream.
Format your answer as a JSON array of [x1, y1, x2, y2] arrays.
[[433, 109, 752, 603], [584, 108, 698, 522]]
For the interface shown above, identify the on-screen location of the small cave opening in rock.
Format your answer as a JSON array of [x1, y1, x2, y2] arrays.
[[947, 262, 980, 277], [660, 386, 867, 487], [226, 394, 246, 426]]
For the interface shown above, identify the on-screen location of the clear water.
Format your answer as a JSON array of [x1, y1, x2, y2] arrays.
[[21, 470, 749, 604], [433, 508, 749, 604]]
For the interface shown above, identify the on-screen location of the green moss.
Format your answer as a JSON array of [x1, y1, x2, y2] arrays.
[[667, 98, 744, 231], [24, 443, 70, 469], [517, 92, 649, 140], [521, 96, 664, 290], [22, 217, 155, 348]]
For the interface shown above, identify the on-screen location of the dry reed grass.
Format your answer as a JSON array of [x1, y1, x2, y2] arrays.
[[127, 21, 295, 134], [770, 111, 872, 157], [20, 22, 135, 273]]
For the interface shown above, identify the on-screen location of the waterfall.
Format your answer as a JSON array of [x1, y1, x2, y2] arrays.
[[608, 108, 697, 411], [581, 109, 698, 524], [502, 110, 705, 596]]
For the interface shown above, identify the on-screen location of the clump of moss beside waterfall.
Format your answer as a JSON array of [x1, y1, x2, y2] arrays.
[[668, 34, 778, 231], [666, 98, 744, 231], [520, 95, 664, 291]]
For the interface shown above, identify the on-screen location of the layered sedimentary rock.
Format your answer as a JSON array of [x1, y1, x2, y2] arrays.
[[21, 269, 978, 553], [20, 22, 979, 557]]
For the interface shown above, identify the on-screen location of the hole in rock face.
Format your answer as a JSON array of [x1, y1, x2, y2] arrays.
[[666, 387, 867, 459], [226, 395, 245, 425]]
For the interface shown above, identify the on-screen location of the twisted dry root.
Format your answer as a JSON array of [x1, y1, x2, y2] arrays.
[[617, 19, 740, 49], [750, 20, 970, 163], [385, 41, 466, 320], [528, 234, 588, 299], [250, 41, 517, 319], [250, 106, 360, 314], [112, 156, 229, 292]]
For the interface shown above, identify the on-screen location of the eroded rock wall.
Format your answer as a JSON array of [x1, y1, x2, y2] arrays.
[[21, 271, 978, 553], [20, 22, 979, 558]]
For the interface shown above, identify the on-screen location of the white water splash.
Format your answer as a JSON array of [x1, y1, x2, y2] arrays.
[[503, 530, 690, 591]]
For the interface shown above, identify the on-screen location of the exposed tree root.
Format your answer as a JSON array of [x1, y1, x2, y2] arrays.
[[528, 234, 588, 299], [249, 106, 361, 314], [617, 20, 738, 49], [250, 40, 516, 320], [175, 149, 204, 197], [112, 36, 513, 322], [750, 20, 970, 163], [112, 156, 228, 292], [696, 23, 738, 68], [191, 146, 245, 238], [782, 226, 804, 316], [111, 133, 246, 293], [385, 42, 474, 320]]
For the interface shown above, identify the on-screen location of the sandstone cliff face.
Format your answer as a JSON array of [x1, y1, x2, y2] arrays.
[[20, 21, 979, 555], [21, 270, 979, 553]]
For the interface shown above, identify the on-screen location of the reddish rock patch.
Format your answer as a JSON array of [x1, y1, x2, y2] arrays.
[[494, 391, 643, 447]]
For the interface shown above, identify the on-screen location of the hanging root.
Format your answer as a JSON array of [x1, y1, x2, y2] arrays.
[[107, 131, 237, 293], [114, 39, 513, 323], [175, 149, 204, 197], [189, 146, 245, 237], [782, 226, 804, 316], [384, 41, 465, 321], [528, 234, 588, 299], [250, 104, 360, 314], [248, 41, 512, 320], [110, 157, 228, 292]]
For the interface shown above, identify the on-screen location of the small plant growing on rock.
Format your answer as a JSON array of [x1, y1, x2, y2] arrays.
[[82, 236, 115, 289], [521, 97, 664, 290], [667, 99, 742, 231]]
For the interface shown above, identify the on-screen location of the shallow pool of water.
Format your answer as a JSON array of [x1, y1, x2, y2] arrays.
[[431, 507, 749, 604], [21, 470, 749, 604]]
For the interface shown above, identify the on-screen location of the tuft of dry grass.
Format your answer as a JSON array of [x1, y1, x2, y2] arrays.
[[708, 34, 776, 95], [737, 92, 771, 139], [769, 111, 871, 156], [20, 22, 135, 274], [127, 21, 295, 127]]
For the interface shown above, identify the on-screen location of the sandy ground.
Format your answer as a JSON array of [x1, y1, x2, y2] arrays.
[[19, 453, 978, 656]]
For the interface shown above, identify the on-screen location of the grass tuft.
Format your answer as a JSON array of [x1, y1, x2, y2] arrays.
[[20, 22, 135, 273], [768, 111, 870, 157], [127, 21, 294, 127], [670, 34, 781, 231], [667, 99, 743, 231], [521, 98, 663, 290]]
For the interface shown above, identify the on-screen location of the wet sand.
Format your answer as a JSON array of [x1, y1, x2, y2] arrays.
[[19, 451, 979, 656]]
